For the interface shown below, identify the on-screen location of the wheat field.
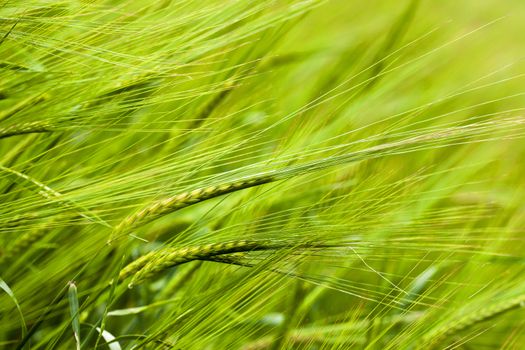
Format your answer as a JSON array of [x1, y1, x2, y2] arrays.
[[1, 1, 525, 349]]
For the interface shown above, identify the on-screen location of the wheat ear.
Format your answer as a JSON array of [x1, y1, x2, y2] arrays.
[[113, 175, 275, 236], [420, 293, 525, 348], [0, 229, 49, 265], [0, 120, 53, 140], [120, 240, 279, 287], [0, 165, 110, 227]]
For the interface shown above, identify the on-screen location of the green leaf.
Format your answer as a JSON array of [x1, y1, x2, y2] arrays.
[[0, 277, 27, 345], [68, 281, 81, 350]]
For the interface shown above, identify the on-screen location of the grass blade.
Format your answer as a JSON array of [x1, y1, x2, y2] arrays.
[[68, 281, 81, 350], [0, 277, 27, 345]]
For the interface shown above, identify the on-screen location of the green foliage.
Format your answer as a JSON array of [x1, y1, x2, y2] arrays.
[[1, 0, 525, 349]]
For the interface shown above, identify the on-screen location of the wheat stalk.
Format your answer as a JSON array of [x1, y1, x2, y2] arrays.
[[0, 93, 49, 122]]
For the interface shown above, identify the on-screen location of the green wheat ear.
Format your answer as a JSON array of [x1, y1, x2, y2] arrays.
[[420, 294, 525, 348], [120, 239, 330, 288], [120, 240, 274, 287], [0, 165, 109, 227], [111, 176, 275, 240], [0, 226, 50, 265], [0, 120, 53, 139]]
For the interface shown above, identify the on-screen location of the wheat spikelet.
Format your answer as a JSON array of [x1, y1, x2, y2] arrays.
[[205, 252, 248, 265], [0, 120, 53, 140], [118, 250, 159, 282]]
